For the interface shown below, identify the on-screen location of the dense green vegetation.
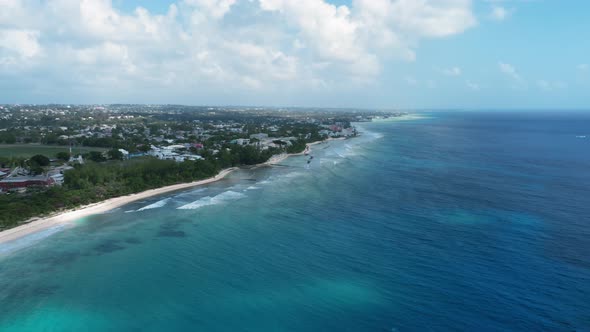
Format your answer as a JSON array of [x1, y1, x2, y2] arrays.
[[286, 139, 308, 154], [0, 142, 300, 231], [0, 158, 216, 230]]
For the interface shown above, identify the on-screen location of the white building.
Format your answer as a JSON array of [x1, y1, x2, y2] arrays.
[[49, 173, 65, 185], [232, 138, 250, 145], [148, 145, 203, 162], [69, 155, 84, 164], [118, 149, 129, 159], [250, 133, 269, 140]]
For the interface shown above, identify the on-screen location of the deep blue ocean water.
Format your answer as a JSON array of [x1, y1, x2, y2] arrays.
[[1, 112, 589, 331]]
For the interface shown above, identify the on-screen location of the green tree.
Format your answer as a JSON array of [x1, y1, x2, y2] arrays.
[[56, 151, 71, 161], [137, 144, 151, 153], [108, 149, 124, 160], [30, 154, 50, 167], [30, 165, 44, 175], [0, 133, 16, 144], [87, 151, 106, 162]]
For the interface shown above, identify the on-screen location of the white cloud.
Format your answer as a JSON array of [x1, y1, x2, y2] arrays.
[[74, 42, 129, 65], [226, 42, 299, 81], [0, 0, 478, 101], [466, 80, 479, 90], [498, 61, 529, 89], [490, 6, 510, 21], [259, 0, 378, 77], [0, 29, 41, 58], [384, 0, 477, 37], [184, 0, 236, 19], [258, 0, 476, 79], [498, 61, 521, 80], [536, 80, 566, 91], [578, 64, 589, 72], [293, 39, 306, 50], [441, 66, 462, 76]]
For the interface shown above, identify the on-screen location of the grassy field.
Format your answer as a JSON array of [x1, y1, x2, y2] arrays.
[[0, 144, 107, 158]]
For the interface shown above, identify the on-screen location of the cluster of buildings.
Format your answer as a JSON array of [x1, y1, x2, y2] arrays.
[[0, 104, 405, 195], [240, 133, 302, 149], [318, 125, 356, 138], [0, 175, 55, 192], [146, 145, 204, 162], [229, 133, 296, 149], [0, 163, 72, 194]]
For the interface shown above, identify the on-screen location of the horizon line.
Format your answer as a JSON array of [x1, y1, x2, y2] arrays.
[[2, 103, 590, 112]]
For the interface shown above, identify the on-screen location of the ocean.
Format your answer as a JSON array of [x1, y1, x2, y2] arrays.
[[1, 112, 589, 331]]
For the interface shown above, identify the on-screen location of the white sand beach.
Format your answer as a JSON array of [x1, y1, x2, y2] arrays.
[[263, 137, 344, 165], [0, 168, 236, 245]]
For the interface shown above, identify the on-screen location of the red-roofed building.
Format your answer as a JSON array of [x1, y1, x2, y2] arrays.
[[0, 176, 54, 191]]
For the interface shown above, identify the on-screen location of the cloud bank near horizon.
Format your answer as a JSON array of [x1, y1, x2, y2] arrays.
[[0, 0, 476, 104]]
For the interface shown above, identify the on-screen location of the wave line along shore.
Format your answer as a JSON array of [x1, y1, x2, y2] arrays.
[[0, 139, 343, 246]]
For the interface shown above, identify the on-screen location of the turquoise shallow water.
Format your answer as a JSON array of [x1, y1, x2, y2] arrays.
[[1, 112, 590, 331]]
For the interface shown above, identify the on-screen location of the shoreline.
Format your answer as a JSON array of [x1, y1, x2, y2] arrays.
[[264, 137, 346, 165], [0, 167, 237, 246], [0, 137, 347, 246]]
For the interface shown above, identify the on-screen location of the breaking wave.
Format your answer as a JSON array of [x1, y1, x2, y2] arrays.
[[0, 225, 65, 255], [320, 158, 341, 166], [137, 198, 170, 211], [177, 191, 246, 210]]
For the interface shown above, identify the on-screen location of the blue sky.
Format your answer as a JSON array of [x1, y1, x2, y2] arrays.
[[0, 0, 588, 109]]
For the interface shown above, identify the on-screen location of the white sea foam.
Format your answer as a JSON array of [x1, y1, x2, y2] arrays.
[[177, 191, 246, 210], [284, 172, 304, 178], [354, 123, 384, 141], [320, 158, 340, 166], [137, 198, 170, 211], [101, 208, 121, 214], [362, 131, 384, 140], [330, 145, 358, 159], [245, 171, 307, 190], [0, 225, 65, 255]]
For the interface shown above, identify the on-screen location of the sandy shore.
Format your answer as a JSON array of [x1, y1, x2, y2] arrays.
[[0, 168, 237, 245], [264, 142, 312, 165], [264, 137, 345, 166]]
